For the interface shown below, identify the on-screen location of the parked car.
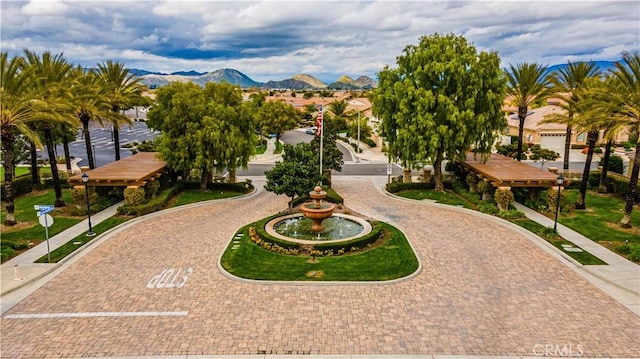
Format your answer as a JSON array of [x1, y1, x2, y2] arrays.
[[305, 127, 317, 135]]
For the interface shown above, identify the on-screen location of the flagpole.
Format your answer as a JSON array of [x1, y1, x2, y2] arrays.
[[319, 98, 324, 179]]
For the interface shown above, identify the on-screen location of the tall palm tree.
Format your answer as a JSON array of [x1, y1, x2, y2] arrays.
[[544, 61, 601, 170], [505, 63, 554, 161], [1, 52, 44, 225], [23, 50, 77, 207], [583, 51, 640, 227], [68, 65, 127, 169], [96, 60, 144, 161]]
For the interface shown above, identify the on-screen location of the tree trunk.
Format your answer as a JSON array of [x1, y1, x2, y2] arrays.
[[599, 139, 613, 193], [113, 126, 121, 161], [43, 127, 65, 207], [575, 130, 598, 210], [516, 106, 527, 162], [30, 141, 40, 190], [433, 152, 445, 192], [200, 167, 208, 190], [63, 137, 72, 176], [228, 168, 236, 184], [620, 139, 640, 228], [82, 116, 95, 169], [2, 132, 17, 225], [563, 125, 572, 170]]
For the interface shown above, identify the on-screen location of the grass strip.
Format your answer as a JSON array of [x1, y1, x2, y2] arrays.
[[35, 217, 129, 263], [511, 219, 606, 265]]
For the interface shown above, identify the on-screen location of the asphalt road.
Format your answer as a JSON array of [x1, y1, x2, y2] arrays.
[[52, 121, 158, 168]]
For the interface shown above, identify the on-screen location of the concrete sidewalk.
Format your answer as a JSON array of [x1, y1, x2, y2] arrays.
[[0, 201, 123, 296], [513, 202, 640, 316]]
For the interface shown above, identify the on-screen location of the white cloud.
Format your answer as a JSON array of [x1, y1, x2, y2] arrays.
[[1, 0, 638, 82], [21, 0, 69, 16]]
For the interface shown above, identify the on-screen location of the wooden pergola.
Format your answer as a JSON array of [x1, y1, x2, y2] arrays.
[[459, 153, 566, 188], [67, 152, 167, 188]]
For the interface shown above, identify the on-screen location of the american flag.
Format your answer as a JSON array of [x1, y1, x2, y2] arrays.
[[316, 105, 323, 137]]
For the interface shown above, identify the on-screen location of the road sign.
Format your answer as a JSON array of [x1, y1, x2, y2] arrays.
[[386, 163, 393, 175], [39, 214, 54, 228], [34, 205, 54, 211], [37, 207, 54, 216]]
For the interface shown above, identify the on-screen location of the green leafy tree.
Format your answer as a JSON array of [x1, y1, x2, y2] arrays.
[[257, 99, 301, 143], [528, 145, 559, 169], [202, 82, 256, 185], [265, 142, 321, 207], [543, 61, 601, 170], [148, 82, 205, 181], [505, 62, 553, 161], [373, 33, 506, 191]]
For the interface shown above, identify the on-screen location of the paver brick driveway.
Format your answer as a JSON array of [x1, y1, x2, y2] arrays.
[[1, 177, 638, 358]]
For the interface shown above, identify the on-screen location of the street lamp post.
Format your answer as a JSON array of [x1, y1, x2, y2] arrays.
[[82, 173, 96, 237], [553, 174, 564, 233]]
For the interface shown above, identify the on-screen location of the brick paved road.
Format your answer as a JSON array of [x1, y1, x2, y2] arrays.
[[1, 177, 638, 358]]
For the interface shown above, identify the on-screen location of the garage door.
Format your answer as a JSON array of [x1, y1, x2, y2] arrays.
[[540, 134, 566, 160]]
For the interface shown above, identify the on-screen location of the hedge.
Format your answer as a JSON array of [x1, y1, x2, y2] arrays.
[[567, 170, 639, 201], [291, 187, 344, 207], [11, 175, 33, 197], [117, 183, 183, 216]]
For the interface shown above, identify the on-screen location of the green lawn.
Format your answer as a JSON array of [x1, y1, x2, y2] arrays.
[[254, 144, 267, 154], [511, 219, 606, 265], [170, 189, 247, 207], [559, 190, 640, 244], [396, 189, 473, 208], [221, 222, 419, 281], [0, 166, 53, 182], [35, 217, 129, 263]]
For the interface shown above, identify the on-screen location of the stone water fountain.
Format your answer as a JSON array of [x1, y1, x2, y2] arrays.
[[299, 186, 336, 232]]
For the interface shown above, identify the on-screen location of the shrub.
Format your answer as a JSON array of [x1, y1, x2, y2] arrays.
[[495, 188, 514, 212], [145, 179, 160, 199], [124, 187, 145, 206], [497, 209, 525, 219], [361, 137, 376, 148], [629, 248, 640, 262], [603, 155, 624, 174], [593, 147, 603, 154], [477, 201, 499, 215], [71, 186, 97, 209], [466, 173, 478, 193], [117, 184, 183, 216], [546, 187, 565, 213], [12, 174, 33, 197], [615, 244, 631, 254], [538, 226, 558, 239], [444, 161, 458, 172]]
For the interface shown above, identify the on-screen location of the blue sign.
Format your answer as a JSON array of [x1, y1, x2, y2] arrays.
[[37, 208, 53, 216], [34, 205, 54, 211]]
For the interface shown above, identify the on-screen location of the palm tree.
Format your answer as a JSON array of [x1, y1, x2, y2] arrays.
[[544, 61, 601, 170], [583, 51, 640, 227], [96, 60, 144, 162], [505, 63, 554, 161], [23, 50, 77, 207], [1, 52, 44, 225], [68, 65, 127, 169]]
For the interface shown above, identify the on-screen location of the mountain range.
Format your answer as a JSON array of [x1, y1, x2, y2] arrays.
[[132, 60, 619, 90], [132, 68, 378, 90]]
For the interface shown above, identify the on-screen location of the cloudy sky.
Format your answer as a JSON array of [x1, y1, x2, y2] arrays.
[[1, 0, 638, 83]]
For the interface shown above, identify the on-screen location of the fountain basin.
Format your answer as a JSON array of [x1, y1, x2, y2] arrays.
[[265, 213, 373, 244], [300, 202, 336, 232]]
